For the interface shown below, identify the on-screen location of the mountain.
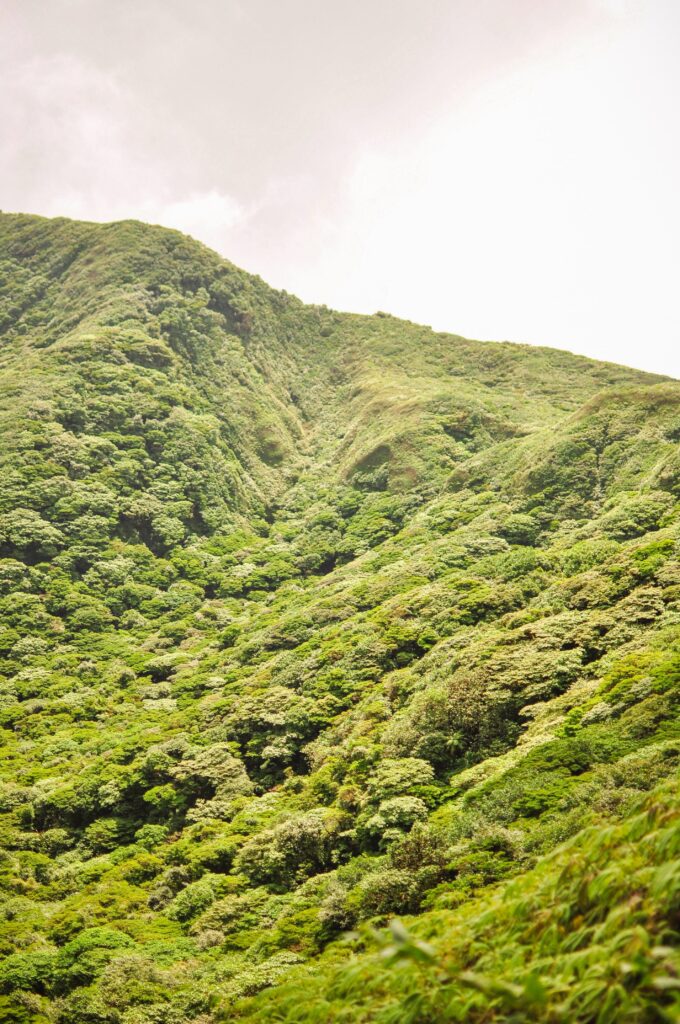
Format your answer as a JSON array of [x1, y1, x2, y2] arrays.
[[0, 211, 678, 1024]]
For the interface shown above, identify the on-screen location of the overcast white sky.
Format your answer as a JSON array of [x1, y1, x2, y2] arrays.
[[2, 0, 679, 376]]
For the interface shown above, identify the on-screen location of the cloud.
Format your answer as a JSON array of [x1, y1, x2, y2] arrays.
[[1, 54, 129, 206], [135, 190, 252, 250], [0, 49, 249, 249], [255, 4, 680, 376]]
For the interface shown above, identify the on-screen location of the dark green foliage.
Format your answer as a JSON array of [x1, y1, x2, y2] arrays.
[[0, 212, 678, 1022]]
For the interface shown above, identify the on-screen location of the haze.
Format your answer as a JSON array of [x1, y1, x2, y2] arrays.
[[2, 0, 679, 376]]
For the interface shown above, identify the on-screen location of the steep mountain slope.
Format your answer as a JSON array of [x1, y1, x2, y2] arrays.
[[0, 212, 678, 1024]]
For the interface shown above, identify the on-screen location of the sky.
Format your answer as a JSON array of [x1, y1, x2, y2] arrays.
[[2, 0, 679, 377]]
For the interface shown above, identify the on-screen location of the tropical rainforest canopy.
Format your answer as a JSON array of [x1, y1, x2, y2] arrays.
[[0, 212, 678, 1023]]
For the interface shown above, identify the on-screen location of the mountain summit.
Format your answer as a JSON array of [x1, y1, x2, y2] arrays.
[[0, 212, 678, 1023]]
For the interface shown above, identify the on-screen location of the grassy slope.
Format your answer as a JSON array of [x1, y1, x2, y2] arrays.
[[0, 212, 678, 1023]]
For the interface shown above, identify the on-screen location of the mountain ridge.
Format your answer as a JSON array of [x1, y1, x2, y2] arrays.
[[2, 209, 673, 383], [0, 211, 670, 513]]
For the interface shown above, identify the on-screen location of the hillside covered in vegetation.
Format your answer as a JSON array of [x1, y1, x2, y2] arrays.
[[0, 211, 678, 1023]]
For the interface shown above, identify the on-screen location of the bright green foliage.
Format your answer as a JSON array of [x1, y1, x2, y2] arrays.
[[240, 775, 680, 1022], [0, 212, 678, 1022]]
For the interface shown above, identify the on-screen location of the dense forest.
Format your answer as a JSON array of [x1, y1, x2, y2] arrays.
[[0, 211, 678, 1023]]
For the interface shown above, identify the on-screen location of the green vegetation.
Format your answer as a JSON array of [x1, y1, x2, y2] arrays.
[[0, 211, 678, 1022]]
